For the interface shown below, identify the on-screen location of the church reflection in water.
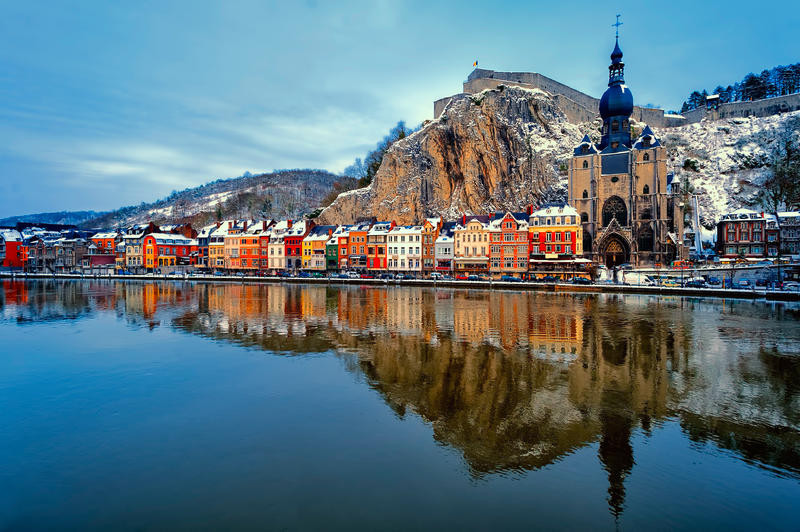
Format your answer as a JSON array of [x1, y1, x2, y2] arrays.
[[3, 279, 800, 517]]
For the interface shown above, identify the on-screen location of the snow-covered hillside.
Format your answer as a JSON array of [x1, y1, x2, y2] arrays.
[[658, 111, 800, 226]]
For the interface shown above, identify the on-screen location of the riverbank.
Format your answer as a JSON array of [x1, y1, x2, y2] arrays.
[[3, 271, 799, 302]]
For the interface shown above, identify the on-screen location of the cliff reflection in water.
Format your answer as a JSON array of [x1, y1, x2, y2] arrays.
[[3, 279, 800, 516]]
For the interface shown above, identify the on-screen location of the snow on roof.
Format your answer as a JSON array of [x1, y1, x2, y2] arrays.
[[777, 211, 800, 218], [531, 204, 579, 218], [0, 229, 22, 242]]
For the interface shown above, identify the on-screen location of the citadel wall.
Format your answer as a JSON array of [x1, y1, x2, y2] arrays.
[[434, 69, 800, 128]]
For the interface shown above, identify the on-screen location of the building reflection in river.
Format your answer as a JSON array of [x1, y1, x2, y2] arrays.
[[2, 279, 799, 518]]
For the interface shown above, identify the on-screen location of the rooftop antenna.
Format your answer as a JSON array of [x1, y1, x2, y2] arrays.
[[612, 14, 623, 39]]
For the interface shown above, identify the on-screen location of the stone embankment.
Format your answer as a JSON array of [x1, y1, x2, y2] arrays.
[[3, 272, 798, 302]]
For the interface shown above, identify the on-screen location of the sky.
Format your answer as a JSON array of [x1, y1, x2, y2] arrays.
[[1, 0, 798, 217]]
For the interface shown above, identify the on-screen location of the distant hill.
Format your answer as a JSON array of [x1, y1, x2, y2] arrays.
[[0, 210, 105, 227], [2, 169, 355, 230]]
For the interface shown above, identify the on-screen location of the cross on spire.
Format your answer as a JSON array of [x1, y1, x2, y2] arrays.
[[612, 14, 623, 38]]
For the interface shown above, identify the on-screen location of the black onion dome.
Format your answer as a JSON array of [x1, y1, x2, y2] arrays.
[[611, 37, 623, 64], [599, 84, 634, 119]]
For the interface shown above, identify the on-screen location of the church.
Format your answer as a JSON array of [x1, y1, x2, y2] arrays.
[[568, 35, 686, 268]]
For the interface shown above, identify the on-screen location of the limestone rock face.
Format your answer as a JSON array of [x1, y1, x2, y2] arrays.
[[319, 86, 589, 225]]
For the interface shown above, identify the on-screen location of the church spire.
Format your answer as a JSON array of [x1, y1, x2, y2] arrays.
[[608, 16, 625, 86]]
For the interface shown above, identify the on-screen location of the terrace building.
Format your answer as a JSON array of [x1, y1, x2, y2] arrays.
[[422, 217, 442, 274], [434, 221, 456, 273], [367, 221, 394, 272], [777, 211, 800, 256], [717, 208, 780, 258], [488, 212, 529, 277], [453, 215, 490, 276], [387, 225, 422, 273]]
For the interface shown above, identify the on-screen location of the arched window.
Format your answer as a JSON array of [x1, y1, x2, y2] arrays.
[[643, 152, 650, 161], [582, 189, 588, 199], [612, 120, 619, 132], [638, 226, 654, 252], [602, 196, 627, 227], [643, 184, 650, 195], [582, 160, 588, 169], [580, 212, 589, 223]]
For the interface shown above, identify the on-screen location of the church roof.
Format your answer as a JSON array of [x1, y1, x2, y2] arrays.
[[611, 37, 623, 64], [633, 125, 661, 149], [573, 135, 598, 156]]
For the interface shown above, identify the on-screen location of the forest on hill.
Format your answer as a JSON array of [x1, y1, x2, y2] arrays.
[[681, 62, 800, 111]]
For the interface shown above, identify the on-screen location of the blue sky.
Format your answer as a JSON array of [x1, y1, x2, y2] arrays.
[[1, 0, 798, 216]]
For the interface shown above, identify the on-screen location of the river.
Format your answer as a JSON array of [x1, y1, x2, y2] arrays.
[[1, 279, 799, 529]]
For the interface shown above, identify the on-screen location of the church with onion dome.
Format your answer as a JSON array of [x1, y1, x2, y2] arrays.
[[568, 34, 686, 268]]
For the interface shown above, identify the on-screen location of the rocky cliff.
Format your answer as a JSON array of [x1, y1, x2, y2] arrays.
[[320, 84, 799, 228], [319, 86, 591, 225]]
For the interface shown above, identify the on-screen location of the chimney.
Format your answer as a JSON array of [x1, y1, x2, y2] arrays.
[[527, 204, 533, 216], [287, 219, 293, 229], [228, 221, 232, 230], [262, 221, 267, 231], [243, 221, 248, 231], [462, 214, 466, 225], [215, 222, 221, 228]]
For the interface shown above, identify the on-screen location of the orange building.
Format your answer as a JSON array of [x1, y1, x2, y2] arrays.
[[347, 221, 372, 270], [90, 232, 119, 254]]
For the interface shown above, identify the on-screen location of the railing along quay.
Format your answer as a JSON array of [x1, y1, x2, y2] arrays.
[[2, 271, 799, 301]]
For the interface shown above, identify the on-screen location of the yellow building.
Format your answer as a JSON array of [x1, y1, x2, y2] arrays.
[[301, 225, 335, 270], [453, 215, 490, 276]]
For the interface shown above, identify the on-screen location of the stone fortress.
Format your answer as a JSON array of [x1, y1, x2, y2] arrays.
[[434, 69, 800, 128]]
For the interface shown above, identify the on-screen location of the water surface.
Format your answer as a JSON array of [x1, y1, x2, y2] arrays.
[[1, 280, 799, 529]]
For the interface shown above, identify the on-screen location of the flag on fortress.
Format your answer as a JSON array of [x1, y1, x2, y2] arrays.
[[473, 60, 478, 67]]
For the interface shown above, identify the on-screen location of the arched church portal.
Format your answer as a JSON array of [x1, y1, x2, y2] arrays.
[[602, 235, 630, 268]]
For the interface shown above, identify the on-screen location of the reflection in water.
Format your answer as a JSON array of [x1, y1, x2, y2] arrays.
[[2, 279, 800, 519]]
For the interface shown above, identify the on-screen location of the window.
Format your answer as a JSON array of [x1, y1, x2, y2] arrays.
[[581, 212, 588, 223], [612, 120, 619, 132], [643, 184, 650, 194], [643, 152, 650, 161], [582, 189, 588, 199], [582, 160, 588, 169]]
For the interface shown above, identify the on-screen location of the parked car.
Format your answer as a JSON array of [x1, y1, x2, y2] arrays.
[[298, 272, 311, 278], [570, 276, 592, 285], [430, 273, 444, 280], [360, 273, 375, 279], [684, 279, 706, 288], [347, 271, 360, 279], [441, 275, 454, 280], [500, 275, 521, 282], [707, 277, 722, 287], [401, 274, 416, 280], [737, 279, 751, 289], [379, 273, 394, 280], [541, 275, 558, 283], [782, 281, 800, 292], [455, 274, 469, 280]]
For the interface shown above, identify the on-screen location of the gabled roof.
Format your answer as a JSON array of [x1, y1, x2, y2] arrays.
[[633, 125, 661, 149], [573, 134, 598, 156]]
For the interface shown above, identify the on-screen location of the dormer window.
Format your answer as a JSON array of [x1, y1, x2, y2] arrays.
[[581, 145, 589, 155], [612, 120, 619, 132], [643, 137, 651, 147], [582, 160, 588, 169]]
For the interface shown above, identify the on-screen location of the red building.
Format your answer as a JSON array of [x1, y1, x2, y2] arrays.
[[0, 230, 24, 268], [90, 232, 119, 254], [488, 212, 530, 277], [717, 208, 780, 258], [142, 233, 198, 270], [283, 220, 315, 271]]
